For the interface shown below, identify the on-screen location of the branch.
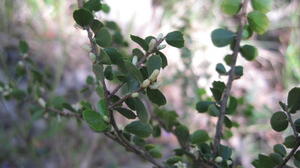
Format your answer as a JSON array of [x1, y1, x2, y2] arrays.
[[277, 138, 300, 168], [213, 0, 250, 154], [46, 107, 82, 119], [286, 111, 298, 137]]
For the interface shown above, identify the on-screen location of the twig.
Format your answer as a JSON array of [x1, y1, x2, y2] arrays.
[[213, 0, 250, 154], [286, 111, 298, 137], [46, 107, 82, 119], [277, 138, 300, 168], [108, 87, 144, 109], [107, 38, 165, 99]]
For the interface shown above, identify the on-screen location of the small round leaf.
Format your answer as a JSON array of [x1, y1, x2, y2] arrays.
[[270, 111, 288, 132], [73, 8, 93, 27]]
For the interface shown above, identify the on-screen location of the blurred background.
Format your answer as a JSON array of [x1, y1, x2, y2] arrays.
[[0, 0, 300, 167]]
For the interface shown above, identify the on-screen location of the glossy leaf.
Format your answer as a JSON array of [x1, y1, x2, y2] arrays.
[[95, 27, 112, 47], [247, 11, 270, 35], [146, 55, 162, 75], [216, 63, 227, 75], [166, 31, 184, 48], [240, 45, 258, 61], [211, 28, 236, 47], [115, 107, 136, 119], [146, 88, 166, 106], [82, 110, 110, 132], [273, 144, 287, 157], [124, 120, 152, 138], [270, 111, 288, 132], [130, 35, 149, 51], [73, 8, 93, 27], [283, 135, 297, 148]]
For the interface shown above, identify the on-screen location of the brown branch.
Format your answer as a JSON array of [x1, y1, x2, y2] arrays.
[[213, 0, 250, 155], [46, 107, 82, 119]]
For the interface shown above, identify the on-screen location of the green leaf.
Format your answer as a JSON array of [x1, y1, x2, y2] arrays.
[[104, 48, 125, 66], [295, 151, 300, 161], [273, 144, 287, 157], [130, 35, 149, 51], [166, 31, 184, 48], [156, 51, 168, 68], [247, 11, 270, 35], [83, 110, 110, 132], [224, 116, 233, 128], [83, 0, 102, 12], [219, 145, 233, 160], [240, 45, 258, 61], [95, 27, 112, 47], [73, 8, 93, 27], [104, 66, 113, 80], [216, 63, 227, 75], [258, 154, 277, 168], [146, 88, 166, 106], [210, 81, 225, 101], [270, 111, 288, 132], [19, 40, 29, 54], [191, 130, 209, 144], [98, 49, 112, 64], [295, 159, 300, 168], [221, 0, 242, 15], [288, 87, 300, 114], [97, 99, 109, 116], [224, 54, 233, 66], [133, 98, 149, 122], [251, 0, 272, 13], [90, 19, 104, 34], [211, 28, 236, 47], [208, 104, 220, 116], [174, 125, 190, 145], [242, 25, 254, 39], [235, 66, 244, 77], [283, 135, 297, 148], [227, 96, 238, 114], [124, 120, 152, 138], [196, 101, 214, 113], [148, 148, 162, 158], [146, 55, 162, 75], [294, 119, 300, 133], [152, 125, 161, 137], [269, 153, 283, 165], [101, 4, 110, 13], [166, 156, 183, 165], [132, 48, 144, 58], [124, 62, 143, 82], [115, 107, 136, 119]]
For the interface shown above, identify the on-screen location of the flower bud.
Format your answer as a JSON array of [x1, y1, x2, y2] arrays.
[[38, 98, 46, 108], [131, 92, 139, 98], [149, 69, 160, 82], [227, 160, 232, 165], [157, 44, 166, 50], [18, 61, 24, 67], [148, 39, 157, 51], [89, 52, 96, 62], [103, 115, 109, 122], [141, 79, 151, 88], [157, 33, 164, 40], [132, 56, 138, 65], [214, 156, 223, 163]]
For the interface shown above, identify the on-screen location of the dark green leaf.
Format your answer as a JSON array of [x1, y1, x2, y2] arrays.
[[166, 31, 184, 48], [146, 88, 166, 106], [196, 101, 214, 113], [124, 120, 152, 138], [97, 99, 109, 116], [73, 8, 93, 27], [152, 125, 161, 137], [211, 28, 236, 47], [284, 135, 297, 148], [288, 87, 300, 114], [104, 66, 113, 80], [216, 63, 227, 75], [174, 125, 190, 145], [83, 110, 110, 132], [273, 144, 287, 157], [295, 151, 300, 161], [294, 119, 300, 133], [115, 107, 136, 119], [19, 40, 29, 54], [95, 27, 112, 47], [130, 35, 149, 51], [146, 55, 162, 75], [133, 98, 149, 122], [191, 130, 209, 144], [240, 45, 258, 61], [156, 51, 168, 68], [83, 0, 102, 12], [235, 66, 244, 77], [90, 19, 104, 34], [270, 111, 288, 132]]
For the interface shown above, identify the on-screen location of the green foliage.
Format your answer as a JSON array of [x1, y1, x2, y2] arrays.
[[270, 111, 288, 132], [165, 31, 184, 48], [73, 8, 93, 27], [211, 28, 236, 47], [251, 0, 272, 13], [124, 121, 153, 138], [221, 0, 242, 16], [247, 11, 270, 35], [288, 87, 300, 114], [83, 110, 110, 132], [191, 130, 210, 144], [240, 45, 258, 61]]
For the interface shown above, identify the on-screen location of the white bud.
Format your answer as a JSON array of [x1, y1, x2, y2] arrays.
[[141, 79, 151, 88], [4, 84, 10, 90], [2, 91, 10, 96], [157, 44, 166, 50], [149, 69, 160, 82], [131, 92, 139, 98], [227, 160, 232, 165], [157, 33, 164, 40], [18, 61, 24, 67], [38, 98, 46, 108], [132, 56, 138, 65], [103, 115, 109, 122], [148, 38, 157, 51], [149, 82, 161, 89], [89, 52, 96, 62], [215, 156, 223, 163], [23, 53, 28, 58], [174, 161, 187, 168], [72, 103, 82, 111]]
